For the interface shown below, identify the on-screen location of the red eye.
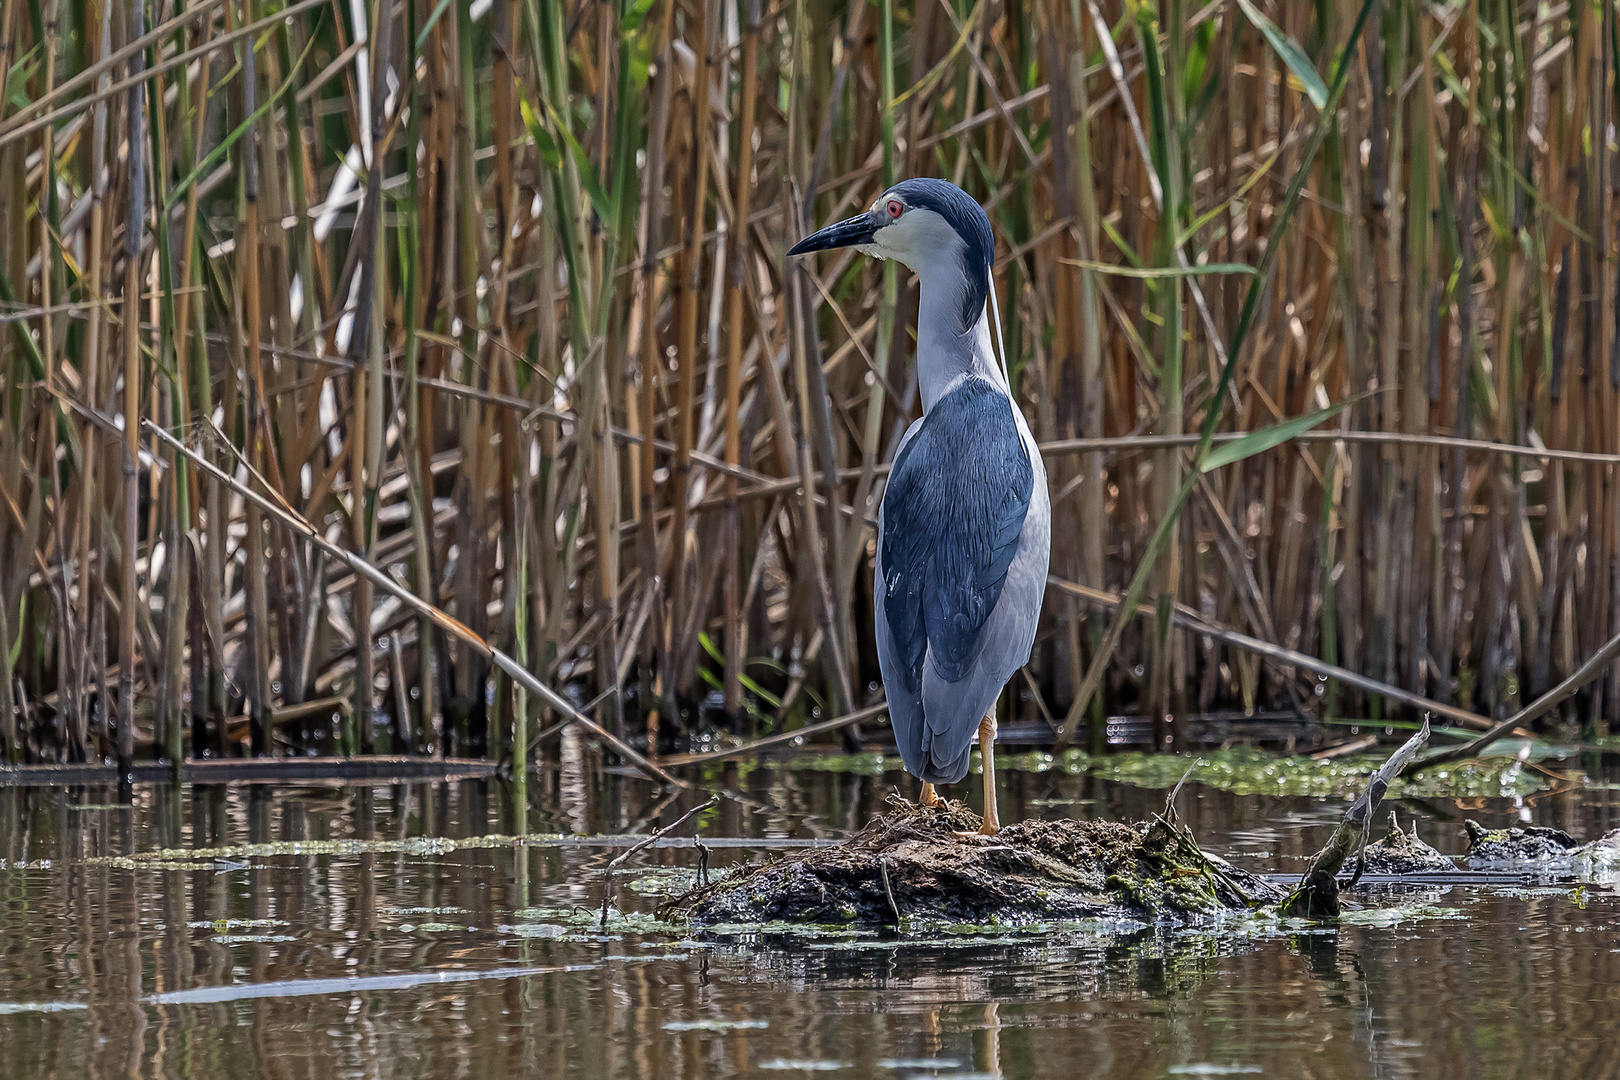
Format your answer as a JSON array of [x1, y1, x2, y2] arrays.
[[886, 199, 903, 220]]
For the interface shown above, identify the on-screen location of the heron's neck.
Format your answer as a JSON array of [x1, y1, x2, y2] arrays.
[[914, 266, 1007, 414]]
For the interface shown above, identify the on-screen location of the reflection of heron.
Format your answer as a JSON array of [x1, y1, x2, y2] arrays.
[[789, 178, 1051, 835]]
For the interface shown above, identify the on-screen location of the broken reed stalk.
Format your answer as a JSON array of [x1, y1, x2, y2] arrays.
[[1414, 623, 1620, 771], [1282, 718, 1430, 919], [1044, 574, 1501, 733], [657, 701, 892, 767], [143, 420, 684, 789]]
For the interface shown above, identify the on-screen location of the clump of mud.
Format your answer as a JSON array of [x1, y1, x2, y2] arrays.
[[1359, 816, 1455, 875], [1464, 821, 1620, 870], [1463, 821, 1581, 865], [668, 800, 1277, 927]]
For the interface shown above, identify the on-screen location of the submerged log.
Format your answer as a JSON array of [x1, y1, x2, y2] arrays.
[[1281, 719, 1431, 919], [670, 799, 1280, 927]]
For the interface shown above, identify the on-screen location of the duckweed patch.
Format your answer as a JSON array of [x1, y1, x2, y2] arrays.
[[767, 753, 895, 775], [1080, 748, 1551, 798], [775, 746, 1555, 797], [379, 906, 472, 917], [188, 918, 290, 930], [513, 905, 686, 936], [88, 832, 720, 870], [626, 867, 722, 896], [1338, 905, 1467, 927]]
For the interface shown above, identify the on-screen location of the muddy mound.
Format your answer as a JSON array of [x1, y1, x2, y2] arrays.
[[1359, 817, 1455, 875], [1573, 829, 1620, 871], [670, 802, 1276, 927], [1463, 822, 1580, 865], [1462, 821, 1620, 871]]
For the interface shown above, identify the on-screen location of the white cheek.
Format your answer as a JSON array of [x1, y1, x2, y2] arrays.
[[868, 221, 909, 260]]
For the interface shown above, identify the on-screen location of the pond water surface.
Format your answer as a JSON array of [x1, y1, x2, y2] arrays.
[[3, 734, 1620, 1078]]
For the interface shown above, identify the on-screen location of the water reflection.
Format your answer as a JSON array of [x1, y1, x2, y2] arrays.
[[0, 758, 1617, 1078]]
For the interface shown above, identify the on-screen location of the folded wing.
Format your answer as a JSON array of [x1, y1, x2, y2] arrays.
[[877, 378, 1034, 781]]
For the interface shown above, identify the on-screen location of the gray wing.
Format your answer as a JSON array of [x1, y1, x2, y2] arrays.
[[875, 379, 1042, 784], [919, 453, 1048, 781]]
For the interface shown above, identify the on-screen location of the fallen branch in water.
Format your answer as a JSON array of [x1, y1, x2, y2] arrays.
[[658, 702, 891, 766], [144, 420, 685, 790], [1412, 624, 1620, 771], [1282, 718, 1431, 919]]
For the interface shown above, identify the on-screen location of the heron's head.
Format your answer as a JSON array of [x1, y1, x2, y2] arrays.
[[788, 178, 994, 327]]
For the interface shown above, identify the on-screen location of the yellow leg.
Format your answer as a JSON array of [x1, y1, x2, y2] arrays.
[[978, 710, 1000, 836], [919, 782, 942, 808]]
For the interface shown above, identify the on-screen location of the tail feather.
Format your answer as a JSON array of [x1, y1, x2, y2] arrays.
[[917, 657, 1001, 785]]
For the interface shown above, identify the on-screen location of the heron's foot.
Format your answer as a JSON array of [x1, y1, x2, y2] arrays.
[[951, 817, 1000, 839], [918, 782, 943, 809]]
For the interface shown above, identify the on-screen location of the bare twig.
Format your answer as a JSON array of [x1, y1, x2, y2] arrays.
[[599, 796, 720, 928]]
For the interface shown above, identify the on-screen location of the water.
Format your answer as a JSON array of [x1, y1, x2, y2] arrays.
[[3, 740, 1619, 1078]]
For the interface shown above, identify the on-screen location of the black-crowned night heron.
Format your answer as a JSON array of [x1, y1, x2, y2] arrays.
[[789, 178, 1051, 835]]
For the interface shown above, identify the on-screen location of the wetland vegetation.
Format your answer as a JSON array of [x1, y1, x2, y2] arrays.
[[4, 0, 1620, 1071], [0, 0, 1617, 774]]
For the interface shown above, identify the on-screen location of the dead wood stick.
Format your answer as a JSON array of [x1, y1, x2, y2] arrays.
[[143, 420, 685, 789], [1412, 624, 1620, 771], [284, 355, 1620, 498], [879, 857, 901, 924], [599, 796, 720, 928], [1282, 719, 1430, 919], [1047, 575, 1501, 733], [657, 702, 891, 767]]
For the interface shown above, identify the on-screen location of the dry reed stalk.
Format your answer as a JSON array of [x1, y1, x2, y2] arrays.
[[115, 0, 145, 775], [721, 0, 761, 715]]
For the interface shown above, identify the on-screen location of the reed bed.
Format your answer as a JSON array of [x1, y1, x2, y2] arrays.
[[0, 0, 1615, 769]]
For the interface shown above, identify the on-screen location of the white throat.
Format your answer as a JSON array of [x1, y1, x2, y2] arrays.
[[913, 264, 1008, 413]]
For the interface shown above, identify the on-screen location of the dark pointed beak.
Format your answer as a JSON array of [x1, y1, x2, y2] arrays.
[[787, 212, 879, 256]]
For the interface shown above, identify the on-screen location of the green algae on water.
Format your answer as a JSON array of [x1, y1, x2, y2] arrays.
[[626, 867, 723, 896], [765, 752, 897, 774], [661, 1020, 770, 1032], [772, 746, 1555, 797], [188, 918, 290, 931], [513, 906, 685, 936], [1053, 747, 1549, 798]]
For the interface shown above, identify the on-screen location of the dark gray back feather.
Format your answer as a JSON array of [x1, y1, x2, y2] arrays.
[[881, 378, 1033, 687]]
